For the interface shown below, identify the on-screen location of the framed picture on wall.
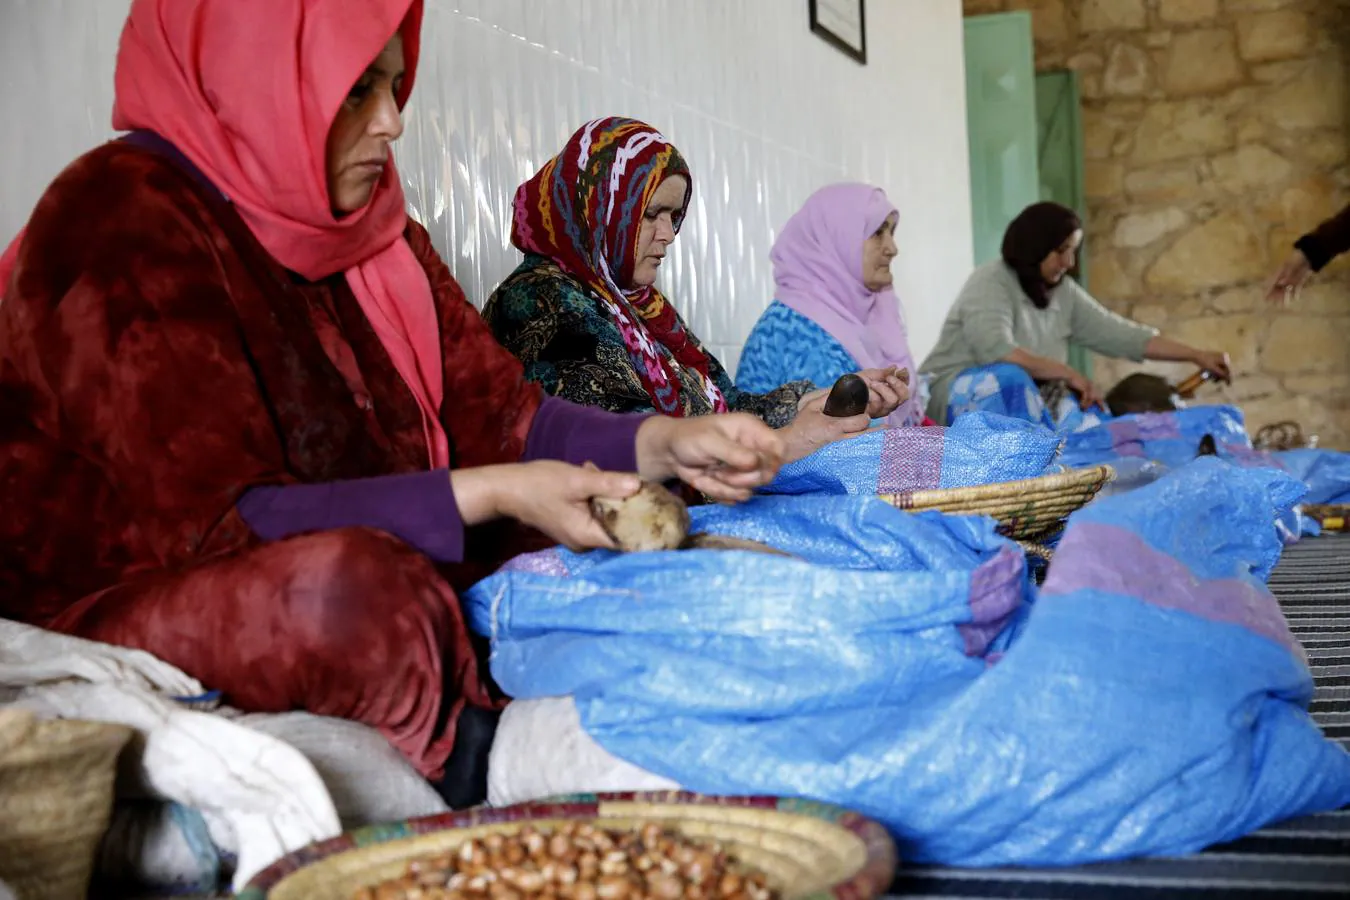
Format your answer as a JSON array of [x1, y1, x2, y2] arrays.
[[810, 0, 866, 65]]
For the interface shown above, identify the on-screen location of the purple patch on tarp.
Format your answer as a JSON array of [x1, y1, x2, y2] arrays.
[[499, 547, 572, 578], [1134, 413, 1185, 440], [957, 546, 1025, 657], [1224, 443, 1287, 471], [1106, 414, 1183, 456], [879, 426, 946, 494], [1042, 521, 1303, 661], [1108, 438, 1146, 458]]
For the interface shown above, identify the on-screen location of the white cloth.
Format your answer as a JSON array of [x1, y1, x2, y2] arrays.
[[0, 617, 205, 698], [234, 711, 447, 827], [96, 712, 450, 892], [487, 697, 678, 807], [0, 618, 341, 890]]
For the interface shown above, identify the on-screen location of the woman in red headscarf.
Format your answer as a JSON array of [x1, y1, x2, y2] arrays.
[[0, 0, 782, 803]]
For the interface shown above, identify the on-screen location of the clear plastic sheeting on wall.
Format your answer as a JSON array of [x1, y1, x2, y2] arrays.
[[0, 0, 974, 370]]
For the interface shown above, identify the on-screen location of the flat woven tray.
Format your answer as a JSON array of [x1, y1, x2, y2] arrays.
[[879, 464, 1115, 540], [237, 792, 897, 900]]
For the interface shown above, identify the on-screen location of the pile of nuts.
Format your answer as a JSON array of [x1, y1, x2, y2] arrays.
[[352, 822, 780, 900]]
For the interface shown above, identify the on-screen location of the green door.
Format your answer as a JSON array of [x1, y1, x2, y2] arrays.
[[963, 12, 1040, 267], [1035, 70, 1092, 379]]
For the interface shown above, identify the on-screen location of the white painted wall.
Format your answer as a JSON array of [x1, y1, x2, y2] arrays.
[[0, 0, 972, 372]]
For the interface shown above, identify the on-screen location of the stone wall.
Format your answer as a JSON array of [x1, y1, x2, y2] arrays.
[[962, 0, 1350, 449]]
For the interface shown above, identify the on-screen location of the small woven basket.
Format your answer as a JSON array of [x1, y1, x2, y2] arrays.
[[880, 464, 1115, 541], [1254, 420, 1316, 451], [0, 707, 132, 900], [238, 792, 896, 900], [1303, 504, 1349, 533]]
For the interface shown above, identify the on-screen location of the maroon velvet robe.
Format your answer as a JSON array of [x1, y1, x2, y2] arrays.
[[0, 142, 545, 778]]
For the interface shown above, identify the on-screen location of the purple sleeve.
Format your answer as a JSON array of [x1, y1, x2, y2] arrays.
[[237, 470, 464, 562], [237, 398, 647, 559], [522, 395, 649, 470]]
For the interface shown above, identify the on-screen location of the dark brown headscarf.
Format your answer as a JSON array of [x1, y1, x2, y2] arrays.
[[1000, 202, 1082, 310]]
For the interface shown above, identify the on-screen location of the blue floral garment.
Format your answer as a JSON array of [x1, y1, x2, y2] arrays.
[[737, 301, 860, 393], [738, 301, 930, 425], [945, 363, 1105, 433]]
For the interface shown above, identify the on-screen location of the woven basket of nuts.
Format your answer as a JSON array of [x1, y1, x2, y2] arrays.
[[235, 793, 896, 900]]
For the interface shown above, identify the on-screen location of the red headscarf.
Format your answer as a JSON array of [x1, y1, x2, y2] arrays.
[[0, 0, 450, 466], [510, 117, 728, 416]]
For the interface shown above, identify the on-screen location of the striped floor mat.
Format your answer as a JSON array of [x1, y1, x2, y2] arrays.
[[890, 532, 1350, 898]]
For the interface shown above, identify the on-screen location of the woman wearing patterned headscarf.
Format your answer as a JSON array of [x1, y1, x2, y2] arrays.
[[482, 117, 910, 463], [0, 1, 784, 802], [919, 202, 1230, 428]]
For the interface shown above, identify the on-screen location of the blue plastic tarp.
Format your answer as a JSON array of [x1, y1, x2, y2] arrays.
[[762, 412, 1062, 497], [468, 461, 1350, 865]]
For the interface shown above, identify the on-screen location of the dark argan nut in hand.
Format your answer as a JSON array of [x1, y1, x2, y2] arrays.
[[822, 373, 869, 417]]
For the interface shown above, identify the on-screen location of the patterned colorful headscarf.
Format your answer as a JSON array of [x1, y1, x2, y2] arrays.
[[510, 116, 728, 416]]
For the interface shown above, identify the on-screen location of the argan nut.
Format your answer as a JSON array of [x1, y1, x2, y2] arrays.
[[648, 874, 684, 900], [590, 482, 691, 552], [594, 876, 630, 900], [822, 373, 869, 417], [548, 833, 573, 860]]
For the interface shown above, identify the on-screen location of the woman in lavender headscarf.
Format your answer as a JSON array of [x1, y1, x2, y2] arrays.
[[738, 183, 924, 427]]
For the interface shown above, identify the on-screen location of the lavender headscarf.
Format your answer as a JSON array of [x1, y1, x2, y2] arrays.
[[771, 182, 918, 426]]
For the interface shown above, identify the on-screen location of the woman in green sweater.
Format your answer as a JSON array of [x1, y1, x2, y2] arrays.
[[919, 202, 1230, 427]]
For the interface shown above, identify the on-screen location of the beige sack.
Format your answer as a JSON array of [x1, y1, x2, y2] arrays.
[[0, 707, 131, 900]]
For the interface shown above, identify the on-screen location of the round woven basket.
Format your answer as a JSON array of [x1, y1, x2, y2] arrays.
[[0, 708, 133, 900], [879, 464, 1115, 541], [238, 792, 897, 900]]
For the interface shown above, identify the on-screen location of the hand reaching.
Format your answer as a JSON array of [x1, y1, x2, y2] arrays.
[[635, 413, 785, 502], [489, 461, 642, 551], [1194, 350, 1232, 383], [779, 392, 874, 462], [1264, 249, 1313, 306], [798, 367, 911, 420], [1066, 370, 1104, 410], [855, 366, 911, 418]]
